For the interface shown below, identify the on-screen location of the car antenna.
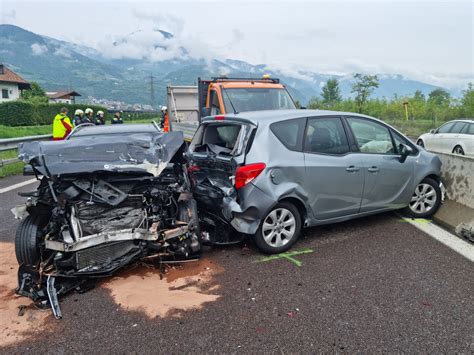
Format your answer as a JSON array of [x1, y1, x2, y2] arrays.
[[223, 88, 238, 114]]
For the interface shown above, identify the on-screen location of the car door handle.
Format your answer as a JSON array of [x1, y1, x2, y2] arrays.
[[345, 166, 360, 173], [368, 166, 379, 173]]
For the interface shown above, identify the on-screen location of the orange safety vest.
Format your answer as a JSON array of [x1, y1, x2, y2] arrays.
[[163, 112, 169, 132], [53, 114, 72, 140]]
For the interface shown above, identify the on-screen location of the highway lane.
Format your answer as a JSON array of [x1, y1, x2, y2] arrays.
[[0, 177, 473, 352]]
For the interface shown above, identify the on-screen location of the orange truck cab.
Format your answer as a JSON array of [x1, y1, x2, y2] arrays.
[[197, 76, 296, 120]]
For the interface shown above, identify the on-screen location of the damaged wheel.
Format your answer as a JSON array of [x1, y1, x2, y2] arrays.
[[15, 215, 46, 265], [254, 202, 301, 254]]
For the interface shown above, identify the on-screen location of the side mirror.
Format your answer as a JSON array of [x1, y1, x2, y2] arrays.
[[398, 143, 413, 163], [430, 129, 436, 134]]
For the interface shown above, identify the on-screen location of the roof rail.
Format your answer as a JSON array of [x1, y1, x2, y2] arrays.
[[210, 77, 280, 84]]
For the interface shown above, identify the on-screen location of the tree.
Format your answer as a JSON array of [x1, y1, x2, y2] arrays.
[[21, 82, 48, 104], [461, 83, 474, 116], [427, 88, 450, 106], [351, 73, 379, 113], [321, 78, 342, 107], [294, 99, 302, 109], [307, 96, 323, 109], [413, 90, 425, 102]]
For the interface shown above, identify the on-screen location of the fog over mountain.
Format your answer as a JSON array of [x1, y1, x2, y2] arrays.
[[0, 24, 459, 106]]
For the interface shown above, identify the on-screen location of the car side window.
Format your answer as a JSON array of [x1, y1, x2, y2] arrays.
[[467, 123, 474, 135], [391, 130, 417, 155], [437, 122, 455, 133], [347, 117, 395, 154], [450, 122, 467, 133], [304, 117, 349, 155], [270, 118, 306, 151], [209, 91, 221, 115]]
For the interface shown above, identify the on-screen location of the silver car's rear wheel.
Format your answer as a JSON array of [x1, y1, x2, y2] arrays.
[[254, 202, 302, 254], [409, 183, 437, 215], [262, 208, 296, 248]]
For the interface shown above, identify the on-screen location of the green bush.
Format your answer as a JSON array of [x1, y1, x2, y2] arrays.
[[0, 101, 36, 126], [0, 101, 108, 126]]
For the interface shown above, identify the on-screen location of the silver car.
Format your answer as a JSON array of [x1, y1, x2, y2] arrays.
[[187, 110, 444, 254]]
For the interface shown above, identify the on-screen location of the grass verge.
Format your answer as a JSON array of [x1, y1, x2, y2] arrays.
[[0, 125, 51, 139], [0, 149, 23, 178]]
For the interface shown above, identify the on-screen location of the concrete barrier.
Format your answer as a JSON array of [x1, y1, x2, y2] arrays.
[[432, 152, 474, 242]]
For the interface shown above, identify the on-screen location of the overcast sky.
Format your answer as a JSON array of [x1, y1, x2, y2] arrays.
[[1, 0, 473, 88]]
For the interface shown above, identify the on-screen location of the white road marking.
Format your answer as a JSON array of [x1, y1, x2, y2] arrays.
[[0, 178, 38, 194], [400, 217, 474, 262]]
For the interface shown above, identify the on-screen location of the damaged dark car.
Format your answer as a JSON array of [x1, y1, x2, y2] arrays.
[[13, 125, 200, 318]]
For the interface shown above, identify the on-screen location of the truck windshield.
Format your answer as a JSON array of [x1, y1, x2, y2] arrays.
[[222, 88, 296, 112]]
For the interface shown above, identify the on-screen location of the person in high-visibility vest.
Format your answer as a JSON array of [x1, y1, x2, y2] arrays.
[[163, 112, 169, 132], [52, 107, 72, 140]]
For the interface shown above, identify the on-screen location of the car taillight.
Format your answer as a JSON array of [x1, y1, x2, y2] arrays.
[[235, 163, 266, 189], [215, 115, 225, 120]]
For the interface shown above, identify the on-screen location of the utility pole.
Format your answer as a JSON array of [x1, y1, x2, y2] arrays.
[[149, 73, 155, 109]]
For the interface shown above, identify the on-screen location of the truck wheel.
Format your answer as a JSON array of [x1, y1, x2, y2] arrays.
[[15, 215, 45, 266], [254, 202, 302, 254], [404, 177, 442, 218]]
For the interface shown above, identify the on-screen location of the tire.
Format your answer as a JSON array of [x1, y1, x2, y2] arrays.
[[452, 145, 464, 155], [15, 215, 44, 265], [404, 177, 442, 218], [254, 202, 302, 254], [178, 198, 200, 235], [416, 139, 424, 148]]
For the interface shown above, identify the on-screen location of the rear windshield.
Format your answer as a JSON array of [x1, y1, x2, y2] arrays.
[[190, 122, 250, 156]]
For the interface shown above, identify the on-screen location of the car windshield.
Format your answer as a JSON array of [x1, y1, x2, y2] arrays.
[[222, 88, 296, 112]]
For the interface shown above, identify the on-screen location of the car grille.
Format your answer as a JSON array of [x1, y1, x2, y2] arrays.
[[75, 241, 137, 271]]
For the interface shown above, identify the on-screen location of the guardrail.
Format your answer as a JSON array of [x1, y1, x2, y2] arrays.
[[0, 134, 52, 167], [171, 122, 199, 141]]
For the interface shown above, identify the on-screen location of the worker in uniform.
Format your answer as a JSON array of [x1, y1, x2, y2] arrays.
[[52, 107, 73, 140], [84, 108, 94, 124], [111, 111, 123, 124], [160, 106, 167, 128], [95, 110, 105, 125], [73, 109, 85, 126]]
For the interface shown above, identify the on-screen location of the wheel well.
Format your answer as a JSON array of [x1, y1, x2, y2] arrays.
[[423, 174, 440, 184], [278, 197, 307, 226]]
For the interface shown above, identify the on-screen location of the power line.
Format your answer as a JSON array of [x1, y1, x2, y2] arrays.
[[149, 73, 155, 108]]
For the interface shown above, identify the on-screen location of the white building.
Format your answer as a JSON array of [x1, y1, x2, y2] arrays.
[[0, 64, 31, 102], [46, 91, 81, 104]]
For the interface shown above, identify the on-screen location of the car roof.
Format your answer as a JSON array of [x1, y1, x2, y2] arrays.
[[202, 109, 373, 124], [70, 123, 160, 137], [447, 119, 474, 123]]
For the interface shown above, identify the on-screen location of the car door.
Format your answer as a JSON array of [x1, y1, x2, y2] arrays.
[[303, 116, 364, 220], [446, 121, 467, 153], [345, 117, 415, 212], [430, 121, 455, 153]]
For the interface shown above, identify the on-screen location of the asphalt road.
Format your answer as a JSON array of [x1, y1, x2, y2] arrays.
[[1, 175, 473, 353]]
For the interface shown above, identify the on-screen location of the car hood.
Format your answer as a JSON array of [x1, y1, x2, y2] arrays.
[[19, 131, 184, 177]]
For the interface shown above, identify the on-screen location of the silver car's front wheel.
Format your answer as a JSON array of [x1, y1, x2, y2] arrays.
[[254, 202, 302, 254], [406, 178, 441, 218]]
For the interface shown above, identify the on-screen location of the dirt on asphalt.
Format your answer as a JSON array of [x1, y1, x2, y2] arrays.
[[0, 240, 223, 347], [102, 259, 223, 318]]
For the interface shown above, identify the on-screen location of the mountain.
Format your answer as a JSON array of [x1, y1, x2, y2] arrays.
[[0, 24, 448, 106]]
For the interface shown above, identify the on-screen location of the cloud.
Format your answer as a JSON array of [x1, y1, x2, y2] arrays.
[[0, 9, 16, 23], [30, 43, 48, 55], [53, 46, 72, 58]]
